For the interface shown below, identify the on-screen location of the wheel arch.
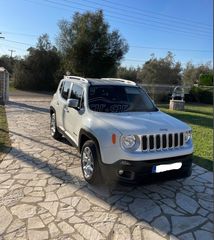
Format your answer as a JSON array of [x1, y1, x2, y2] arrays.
[[50, 106, 55, 116], [78, 129, 101, 157]]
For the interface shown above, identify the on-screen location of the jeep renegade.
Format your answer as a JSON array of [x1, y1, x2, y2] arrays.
[[50, 76, 193, 184]]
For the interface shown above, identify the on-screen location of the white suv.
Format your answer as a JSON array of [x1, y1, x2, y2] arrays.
[[50, 76, 193, 184]]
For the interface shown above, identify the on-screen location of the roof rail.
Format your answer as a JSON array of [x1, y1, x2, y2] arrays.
[[64, 75, 88, 83], [101, 78, 136, 86]]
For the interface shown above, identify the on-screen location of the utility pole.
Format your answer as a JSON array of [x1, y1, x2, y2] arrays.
[[0, 33, 5, 56], [8, 49, 16, 58]]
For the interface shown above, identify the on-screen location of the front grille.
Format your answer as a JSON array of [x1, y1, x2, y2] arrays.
[[142, 136, 147, 151], [162, 134, 167, 149], [149, 135, 154, 150], [142, 132, 184, 151], [168, 134, 173, 148], [174, 133, 178, 147], [156, 135, 161, 149]]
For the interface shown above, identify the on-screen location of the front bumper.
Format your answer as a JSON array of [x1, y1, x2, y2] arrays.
[[100, 154, 193, 182]]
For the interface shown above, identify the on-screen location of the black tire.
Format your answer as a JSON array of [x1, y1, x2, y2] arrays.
[[177, 165, 192, 179], [81, 140, 102, 184], [181, 166, 192, 178], [50, 112, 62, 140]]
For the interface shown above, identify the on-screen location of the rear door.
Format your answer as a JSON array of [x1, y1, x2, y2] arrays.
[[57, 80, 72, 129]]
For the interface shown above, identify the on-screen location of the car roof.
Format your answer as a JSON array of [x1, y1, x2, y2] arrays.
[[63, 76, 136, 87]]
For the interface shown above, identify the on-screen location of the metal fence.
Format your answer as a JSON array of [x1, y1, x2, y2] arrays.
[[0, 67, 9, 104]]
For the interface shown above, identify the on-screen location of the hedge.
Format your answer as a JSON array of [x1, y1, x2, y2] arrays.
[[189, 86, 213, 104]]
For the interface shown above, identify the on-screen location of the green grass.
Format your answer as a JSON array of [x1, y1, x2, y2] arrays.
[[158, 103, 213, 171], [0, 105, 11, 160]]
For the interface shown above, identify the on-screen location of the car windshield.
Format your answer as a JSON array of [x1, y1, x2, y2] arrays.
[[88, 85, 158, 113]]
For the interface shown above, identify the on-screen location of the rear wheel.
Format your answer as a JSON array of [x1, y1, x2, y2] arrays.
[[81, 140, 102, 184], [50, 112, 62, 140]]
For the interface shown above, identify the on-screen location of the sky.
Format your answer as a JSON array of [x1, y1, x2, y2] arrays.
[[0, 0, 213, 67]]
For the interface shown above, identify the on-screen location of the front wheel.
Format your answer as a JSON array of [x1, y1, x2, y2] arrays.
[[81, 140, 102, 184], [180, 166, 192, 178], [50, 112, 62, 140]]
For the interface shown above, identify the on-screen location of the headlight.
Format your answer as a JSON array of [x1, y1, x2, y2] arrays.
[[184, 130, 192, 143], [121, 135, 140, 151]]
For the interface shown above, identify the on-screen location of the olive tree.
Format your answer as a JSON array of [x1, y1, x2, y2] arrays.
[[57, 10, 128, 77]]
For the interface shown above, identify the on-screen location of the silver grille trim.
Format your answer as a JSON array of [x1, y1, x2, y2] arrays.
[[141, 132, 184, 152]]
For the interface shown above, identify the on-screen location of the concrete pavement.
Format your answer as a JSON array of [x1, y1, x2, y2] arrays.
[[0, 94, 213, 240]]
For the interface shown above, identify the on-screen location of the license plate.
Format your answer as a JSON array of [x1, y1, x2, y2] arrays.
[[152, 162, 182, 173]]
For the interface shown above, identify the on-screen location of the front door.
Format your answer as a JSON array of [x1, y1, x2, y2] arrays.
[[64, 83, 84, 144]]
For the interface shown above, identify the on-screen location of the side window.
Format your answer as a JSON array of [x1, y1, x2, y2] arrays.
[[70, 84, 84, 108], [61, 81, 71, 100], [59, 81, 64, 94]]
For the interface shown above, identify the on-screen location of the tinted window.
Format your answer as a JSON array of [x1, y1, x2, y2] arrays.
[[61, 81, 71, 100], [88, 85, 157, 113], [59, 81, 64, 94], [70, 84, 84, 108]]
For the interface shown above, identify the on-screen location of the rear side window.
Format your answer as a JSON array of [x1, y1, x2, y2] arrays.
[[70, 84, 84, 108], [59, 81, 64, 94], [61, 81, 71, 100]]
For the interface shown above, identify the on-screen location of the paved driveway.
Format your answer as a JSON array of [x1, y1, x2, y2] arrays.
[[0, 94, 213, 240]]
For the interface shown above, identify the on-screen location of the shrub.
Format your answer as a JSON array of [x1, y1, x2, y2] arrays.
[[189, 86, 213, 104], [199, 73, 213, 86]]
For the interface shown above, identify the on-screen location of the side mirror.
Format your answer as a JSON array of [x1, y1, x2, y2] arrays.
[[67, 98, 79, 108]]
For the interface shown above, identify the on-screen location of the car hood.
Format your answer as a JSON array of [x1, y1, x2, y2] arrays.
[[93, 111, 189, 135]]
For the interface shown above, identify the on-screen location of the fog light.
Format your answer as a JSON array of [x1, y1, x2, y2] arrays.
[[118, 170, 124, 175]]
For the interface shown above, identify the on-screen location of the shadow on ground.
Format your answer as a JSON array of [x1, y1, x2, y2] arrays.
[[8, 101, 49, 113]]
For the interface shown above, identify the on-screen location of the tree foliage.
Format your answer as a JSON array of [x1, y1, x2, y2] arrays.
[[13, 34, 60, 91], [199, 73, 213, 86], [57, 10, 128, 77], [183, 61, 213, 86], [0, 55, 20, 74], [138, 52, 182, 85], [117, 66, 140, 82]]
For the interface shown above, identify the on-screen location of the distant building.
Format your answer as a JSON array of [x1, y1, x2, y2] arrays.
[[0, 67, 9, 103]]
